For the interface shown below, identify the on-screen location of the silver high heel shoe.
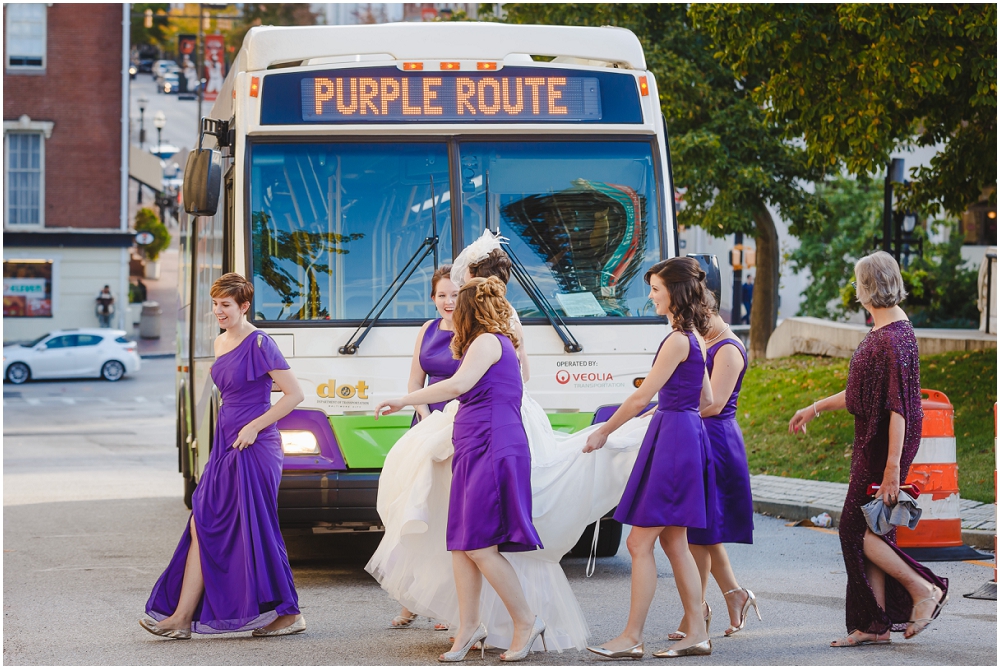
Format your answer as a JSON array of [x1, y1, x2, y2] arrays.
[[723, 588, 761, 636], [439, 623, 488, 662], [251, 615, 306, 637], [500, 617, 546, 662], [139, 617, 191, 640], [587, 641, 644, 659]]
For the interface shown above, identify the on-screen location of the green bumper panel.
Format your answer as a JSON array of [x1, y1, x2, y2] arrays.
[[547, 412, 595, 434], [329, 414, 413, 468], [329, 411, 596, 469]]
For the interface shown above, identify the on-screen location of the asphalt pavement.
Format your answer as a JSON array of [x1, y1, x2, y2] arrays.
[[3, 359, 997, 665]]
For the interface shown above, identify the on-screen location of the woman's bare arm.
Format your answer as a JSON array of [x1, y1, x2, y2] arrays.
[[233, 368, 305, 449]]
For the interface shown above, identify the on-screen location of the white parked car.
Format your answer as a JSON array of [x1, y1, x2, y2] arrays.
[[3, 329, 141, 384]]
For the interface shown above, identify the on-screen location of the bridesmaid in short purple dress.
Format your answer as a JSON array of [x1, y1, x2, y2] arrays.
[[391, 266, 460, 629], [376, 277, 546, 663], [584, 257, 715, 659], [140, 273, 306, 640], [671, 307, 759, 641]]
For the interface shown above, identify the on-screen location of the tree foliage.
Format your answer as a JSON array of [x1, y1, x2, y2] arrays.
[[691, 4, 997, 215], [483, 3, 826, 357], [788, 177, 882, 321], [134, 208, 171, 262]]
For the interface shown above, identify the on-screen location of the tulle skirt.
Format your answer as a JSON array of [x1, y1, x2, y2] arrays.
[[365, 396, 650, 651]]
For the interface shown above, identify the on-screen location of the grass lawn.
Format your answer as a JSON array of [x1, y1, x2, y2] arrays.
[[740, 348, 997, 503]]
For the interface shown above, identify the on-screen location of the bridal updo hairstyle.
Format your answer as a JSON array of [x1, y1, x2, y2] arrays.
[[644, 257, 713, 336], [450, 276, 519, 358], [210, 272, 254, 312], [469, 249, 512, 284]]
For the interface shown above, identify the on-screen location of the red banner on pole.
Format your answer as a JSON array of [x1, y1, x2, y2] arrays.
[[203, 34, 226, 102]]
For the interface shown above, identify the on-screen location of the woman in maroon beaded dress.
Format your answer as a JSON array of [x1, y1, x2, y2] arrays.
[[789, 252, 947, 647]]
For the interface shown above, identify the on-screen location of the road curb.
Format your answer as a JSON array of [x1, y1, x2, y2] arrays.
[[753, 496, 997, 553], [752, 497, 842, 527], [140, 352, 175, 359]]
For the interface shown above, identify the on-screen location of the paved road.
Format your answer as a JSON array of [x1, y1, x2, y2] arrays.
[[4, 360, 997, 665]]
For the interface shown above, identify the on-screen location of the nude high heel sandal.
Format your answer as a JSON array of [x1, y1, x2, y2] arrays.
[[667, 601, 711, 641], [500, 617, 546, 662], [723, 587, 761, 636]]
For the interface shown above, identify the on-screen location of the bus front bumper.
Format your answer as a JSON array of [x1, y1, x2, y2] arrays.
[[277, 470, 382, 529]]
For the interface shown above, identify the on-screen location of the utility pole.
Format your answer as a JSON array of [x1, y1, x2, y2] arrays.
[[732, 232, 744, 325], [882, 158, 905, 254], [196, 3, 204, 139]]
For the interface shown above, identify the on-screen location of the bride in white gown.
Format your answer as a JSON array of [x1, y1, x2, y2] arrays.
[[365, 231, 651, 652]]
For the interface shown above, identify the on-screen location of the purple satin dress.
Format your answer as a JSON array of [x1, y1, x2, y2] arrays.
[[412, 319, 460, 426], [447, 333, 542, 553], [145, 332, 300, 633], [841, 320, 946, 634], [615, 330, 715, 529], [689, 338, 753, 545]]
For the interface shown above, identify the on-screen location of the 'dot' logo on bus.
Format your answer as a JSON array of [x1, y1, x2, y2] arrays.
[[555, 370, 570, 385], [317, 380, 369, 400]]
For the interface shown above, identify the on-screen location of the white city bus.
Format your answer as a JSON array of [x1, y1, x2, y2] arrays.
[[178, 22, 700, 548]]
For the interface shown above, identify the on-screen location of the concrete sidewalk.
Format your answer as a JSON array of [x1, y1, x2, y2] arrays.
[[751, 474, 997, 550]]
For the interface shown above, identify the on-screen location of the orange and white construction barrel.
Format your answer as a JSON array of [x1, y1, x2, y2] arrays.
[[897, 389, 963, 550]]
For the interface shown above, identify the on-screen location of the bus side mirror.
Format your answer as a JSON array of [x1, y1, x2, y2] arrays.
[[183, 149, 221, 216]]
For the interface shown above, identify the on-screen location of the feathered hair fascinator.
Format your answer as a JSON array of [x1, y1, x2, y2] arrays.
[[450, 228, 509, 287]]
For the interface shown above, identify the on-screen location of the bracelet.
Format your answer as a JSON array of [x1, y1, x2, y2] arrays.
[[812, 402, 820, 418]]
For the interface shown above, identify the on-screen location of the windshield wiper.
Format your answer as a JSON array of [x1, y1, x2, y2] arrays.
[[485, 170, 582, 354], [339, 179, 441, 355]]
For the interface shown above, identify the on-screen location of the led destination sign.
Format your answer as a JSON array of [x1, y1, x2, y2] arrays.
[[302, 74, 600, 122], [260, 67, 644, 125]]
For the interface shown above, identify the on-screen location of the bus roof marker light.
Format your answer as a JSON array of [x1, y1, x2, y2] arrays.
[[249, 76, 260, 97], [402, 62, 423, 71], [639, 76, 649, 97], [477, 62, 497, 71], [440, 62, 461, 70]]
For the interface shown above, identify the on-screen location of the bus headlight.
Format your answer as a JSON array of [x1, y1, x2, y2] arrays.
[[280, 430, 320, 455]]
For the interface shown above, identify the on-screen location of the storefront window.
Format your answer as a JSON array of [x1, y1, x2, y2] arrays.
[[3, 260, 52, 317]]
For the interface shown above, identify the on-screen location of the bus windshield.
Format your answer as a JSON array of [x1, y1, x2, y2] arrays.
[[249, 139, 661, 322]]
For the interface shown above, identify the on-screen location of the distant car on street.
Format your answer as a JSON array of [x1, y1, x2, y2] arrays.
[[3, 329, 141, 384], [138, 58, 154, 74], [158, 73, 180, 94], [152, 59, 178, 79]]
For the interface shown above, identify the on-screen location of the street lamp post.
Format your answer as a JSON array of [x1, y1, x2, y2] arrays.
[[153, 111, 166, 156], [137, 95, 148, 148]]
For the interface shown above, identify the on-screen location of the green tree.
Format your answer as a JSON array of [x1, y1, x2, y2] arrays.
[[691, 4, 997, 216], [485, 3, 826, 358], [130, 4, 171, 51], [134, 208, 171, 262], [788, 177, 882, 321]]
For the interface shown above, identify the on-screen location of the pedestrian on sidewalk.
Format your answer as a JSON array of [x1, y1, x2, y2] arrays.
[[583, 257, 715, 659], [741, 274, 753, 324], [140, 272, 307, 640], [669, 303, 760, 641], [95, 285, 115, 328], [789, 251, 948, 647]]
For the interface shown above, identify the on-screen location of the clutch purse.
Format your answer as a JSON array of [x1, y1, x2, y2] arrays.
[[861, 485, 923, 536]]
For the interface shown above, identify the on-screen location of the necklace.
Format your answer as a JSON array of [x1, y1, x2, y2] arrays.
[[705, 324, 730, 346]]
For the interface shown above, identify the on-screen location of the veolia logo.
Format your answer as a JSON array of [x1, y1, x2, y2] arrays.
[[317, 380, 370, 400], [555, 370, 570, 385]]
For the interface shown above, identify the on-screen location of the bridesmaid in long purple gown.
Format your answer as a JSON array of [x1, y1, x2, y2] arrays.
[[790, 252, 947, 647], [671, 306, 759, 641], [140, 273, 306, 639], [375, 277, 547, 663], [584, 257, 716, 659], [390, 265, 460, 629]]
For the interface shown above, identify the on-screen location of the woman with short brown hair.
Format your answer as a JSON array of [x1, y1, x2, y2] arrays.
[[790, 251, 948, 646]]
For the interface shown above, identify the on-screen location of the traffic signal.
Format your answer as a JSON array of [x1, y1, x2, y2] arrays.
[[144, 8, 153, 28]]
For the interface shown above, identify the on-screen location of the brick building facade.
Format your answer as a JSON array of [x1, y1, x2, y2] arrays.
[[4, 3, 131, 343]]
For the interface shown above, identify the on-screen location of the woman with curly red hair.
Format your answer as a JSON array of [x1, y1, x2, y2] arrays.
[[376, 277, 546, 662]]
